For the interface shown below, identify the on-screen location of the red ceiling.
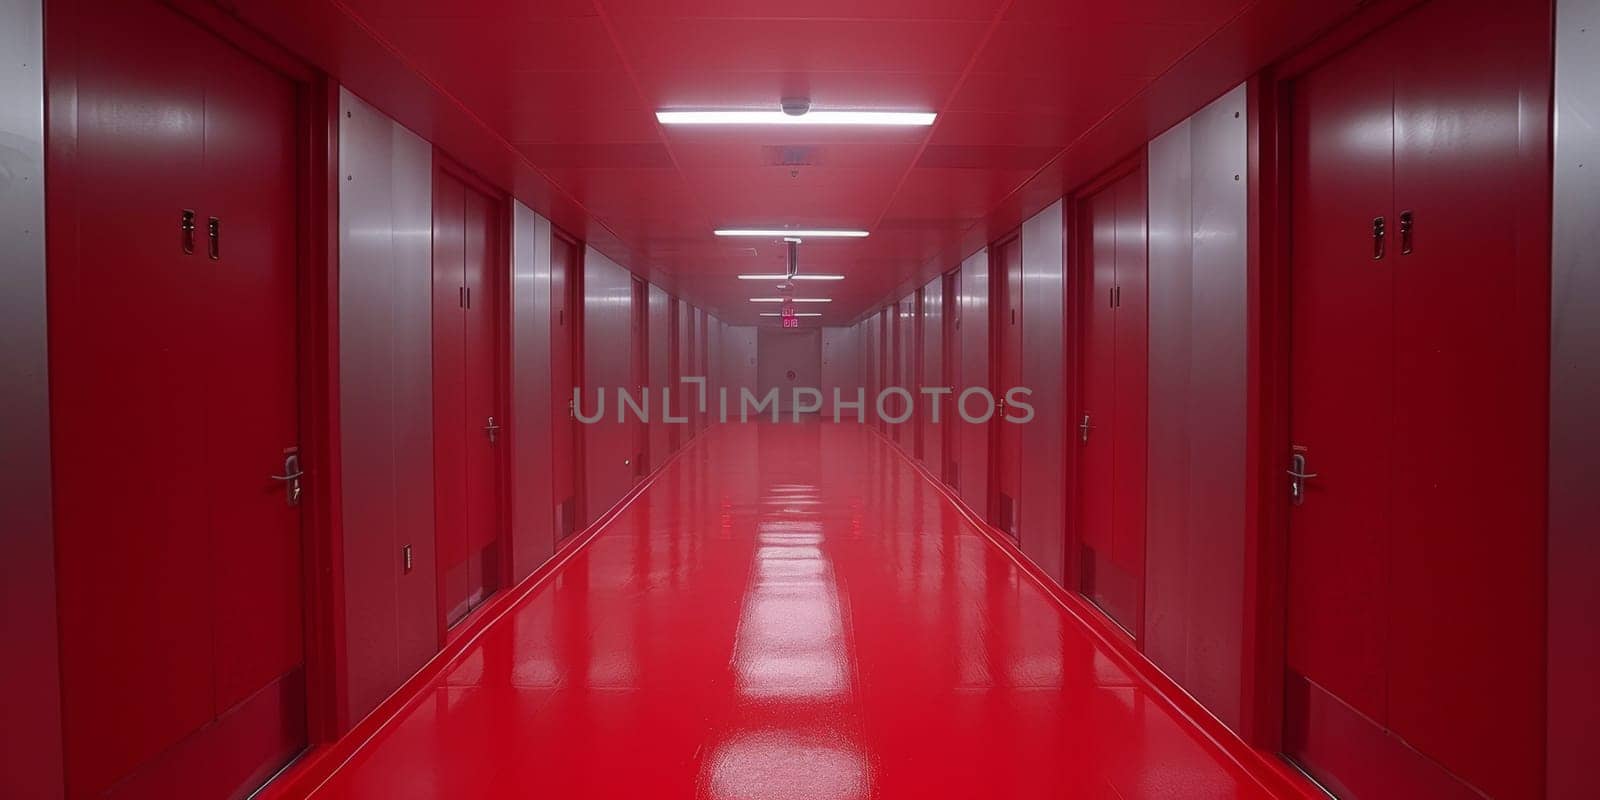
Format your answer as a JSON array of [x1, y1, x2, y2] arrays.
[[222, 0, 1365, 323]]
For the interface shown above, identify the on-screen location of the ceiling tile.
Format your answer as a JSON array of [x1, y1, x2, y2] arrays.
[[600, 0, 1003, 21], [608, 18, 991, 74], [668, 141, 925, 169], [635, 70, 958, 112], [255, 0, 1308, 317], [516, 142, 677, 169], [947, 71, 1150, 116], [344, 0, 599, 20], [681, 167, 907, 226], [1005, 0, 1248, 27], [508, 107, 661, 143], [928, 111, 1090, 148], [374, 18, 625, 75], [916, 144, 1062, 171], [881, 167, 1039, 223]]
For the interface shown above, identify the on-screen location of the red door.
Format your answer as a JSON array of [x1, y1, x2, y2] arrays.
[[551, 234, 581, 538], [1284, 1, 1548, 796], [992, 236, 1023, 539], [432, 169, 503, 628], [48, 1, 306, 795], [1076, 167, 1148, 635]]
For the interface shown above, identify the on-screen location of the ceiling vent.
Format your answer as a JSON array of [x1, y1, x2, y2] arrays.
[[763, 145, 820, 167]]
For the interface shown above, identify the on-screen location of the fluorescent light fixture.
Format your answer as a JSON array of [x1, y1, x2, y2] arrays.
[[749, 298, 832, 303], [737, 274, 845, 281], [658, 110, 934, 127], [760, 312, 823, 317], [715, 229, 869, 238]]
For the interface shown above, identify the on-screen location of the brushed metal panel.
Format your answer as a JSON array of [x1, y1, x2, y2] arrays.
[[0, 1, 63, 795], [1550, 2, 1599, 795], [337, 91, 399, 723], [582, 247, 635, 515], [1143, 82, 1249, 731], [337, 88, 437, 722], [389, 101, 436, 683], [1145, 115, 1195, 689], [511, 203, 556, 578], [958, 248, 991, 514], [648, 284, 671, 463], [1184, 82, 1249, 727], [1020, 199, 1066, 583]]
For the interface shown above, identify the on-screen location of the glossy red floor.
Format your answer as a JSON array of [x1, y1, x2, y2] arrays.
[[305, 421, 1290, 799]]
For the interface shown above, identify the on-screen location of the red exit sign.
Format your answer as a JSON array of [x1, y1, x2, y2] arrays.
[[782, 316, 799, 328]]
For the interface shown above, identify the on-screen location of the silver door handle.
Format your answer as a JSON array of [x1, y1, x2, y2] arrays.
[[271, 452, 303, 506], [1079, 413, 1093, 444], [483, 416, 501, 444], [1288, 452, 1317, 506]]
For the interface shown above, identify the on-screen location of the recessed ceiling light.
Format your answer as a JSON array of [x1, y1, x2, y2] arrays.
[[737, 274, 845, 281], [658, 110, 934, 127], [760, 312, 823, 317], [716, 229, 868, 238], [749, 297, 831, 303]]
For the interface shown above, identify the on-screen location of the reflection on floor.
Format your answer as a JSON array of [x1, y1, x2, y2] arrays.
[[310, 421, 1284, 799]]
